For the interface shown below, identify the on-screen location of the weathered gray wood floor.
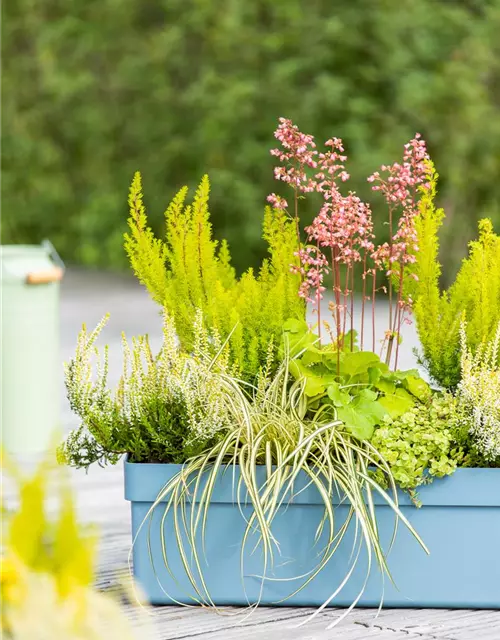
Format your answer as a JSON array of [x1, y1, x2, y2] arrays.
[[6, 270, 500, 639]]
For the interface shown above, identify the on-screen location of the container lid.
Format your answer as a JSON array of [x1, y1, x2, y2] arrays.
[[0, 242, 65, 284]]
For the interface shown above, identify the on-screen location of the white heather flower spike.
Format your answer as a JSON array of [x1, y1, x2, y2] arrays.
[[62, 311, 239, 467], [458, 320, 500, 462]]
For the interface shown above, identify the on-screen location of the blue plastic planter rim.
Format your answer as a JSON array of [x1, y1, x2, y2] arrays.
[[124, 459, 500, 508]]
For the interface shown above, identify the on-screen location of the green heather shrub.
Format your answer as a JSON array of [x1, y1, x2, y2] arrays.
[[448, 413, 500, 470], [59, 312, 240, 467], [124, 173, 303, 380], [410, 166, 500, 388]]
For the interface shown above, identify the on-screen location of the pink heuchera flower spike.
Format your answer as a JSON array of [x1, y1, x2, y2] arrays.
[[369, 134, 431, 270], [290, 247, 329, 303], [368, 134, 431, 366], [270, 117, 318, 193], [267, 118, 431, 366], [266, 193, 288, 210]]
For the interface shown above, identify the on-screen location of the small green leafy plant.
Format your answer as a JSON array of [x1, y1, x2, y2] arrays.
[[371, 394, 460, 506], [282, 318, 431, 442]]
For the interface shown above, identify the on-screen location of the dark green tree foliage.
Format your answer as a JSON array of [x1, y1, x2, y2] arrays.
[[3, 1, 500, 275]]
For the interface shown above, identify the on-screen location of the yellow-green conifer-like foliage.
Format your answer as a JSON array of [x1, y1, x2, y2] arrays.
[[124, 172, 169, 303], [411, 164, 500, 388], [124, 173, 304, 378]]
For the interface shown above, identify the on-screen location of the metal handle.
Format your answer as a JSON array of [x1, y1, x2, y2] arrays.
[[26, 266, 64, 285], [41, 239, 66, 271]]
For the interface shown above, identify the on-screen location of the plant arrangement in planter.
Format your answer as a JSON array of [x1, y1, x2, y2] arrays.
[[59, 119, 500, 622]]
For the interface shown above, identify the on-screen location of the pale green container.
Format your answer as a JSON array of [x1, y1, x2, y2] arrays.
[[1, 243, 64, 454]]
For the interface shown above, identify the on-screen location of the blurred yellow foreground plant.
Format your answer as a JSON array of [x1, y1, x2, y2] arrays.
[[1, 454, 145, 640]]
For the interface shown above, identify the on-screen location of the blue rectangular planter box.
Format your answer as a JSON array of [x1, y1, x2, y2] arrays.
[[124, 461, 500, 608]]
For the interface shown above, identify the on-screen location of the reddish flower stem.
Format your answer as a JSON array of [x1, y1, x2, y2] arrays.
[[332, 247, 342, 343], [393, 262, 405, 370], [361, 252, 367, 350], [316, 239, 322, 345], [385, 205, 394, 365], [372, 270, 377, 353], [294, 170, 301, 250], [350, 262, 355, 351], [342, 265, 349, 347]]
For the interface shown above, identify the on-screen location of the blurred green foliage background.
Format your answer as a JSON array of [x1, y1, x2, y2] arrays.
[[3, 0, 500, 278]]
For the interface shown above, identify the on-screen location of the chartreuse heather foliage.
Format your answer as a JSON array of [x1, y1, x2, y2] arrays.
[[410, 164, 500, 388], [124, 172, 303, 379]]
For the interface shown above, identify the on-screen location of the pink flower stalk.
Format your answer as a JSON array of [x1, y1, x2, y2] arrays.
[[271, 120, 377, 351], [304, 136, 376, 351], [291, 246, 329, 304], [291, 245, 329, 344], [270, 117, 318, 193], [368, 134, 430, 262], [371, 236, 417, 271], [269, 117, 319, 248], [309, 134, 374, 265], [306, 191, 375, 267], [367, 134, 430, 211], [315, 137, 350, 191], [266, 193, 288, 210], [368, 134, 431, 367], [269, 118, 431, 368]]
